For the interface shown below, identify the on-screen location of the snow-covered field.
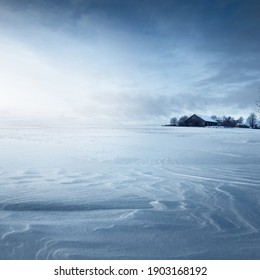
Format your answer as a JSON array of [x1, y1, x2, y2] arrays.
[[0, 125, 260, 259]]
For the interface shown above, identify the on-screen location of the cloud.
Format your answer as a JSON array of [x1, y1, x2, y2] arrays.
[[0, 0, 259, 124]]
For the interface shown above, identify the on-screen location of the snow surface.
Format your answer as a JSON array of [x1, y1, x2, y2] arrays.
[[0, 125, 260, 260]]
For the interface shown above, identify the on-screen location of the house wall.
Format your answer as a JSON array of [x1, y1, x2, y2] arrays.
[[185, 115, 205, 127], [205, 121, 216, 126]]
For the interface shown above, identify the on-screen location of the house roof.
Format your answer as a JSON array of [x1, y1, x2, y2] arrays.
[[196, 114, 217, 123]]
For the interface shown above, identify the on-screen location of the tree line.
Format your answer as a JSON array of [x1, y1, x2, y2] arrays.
[[169, 112, 259, 128], [169, 91, 260, 128]]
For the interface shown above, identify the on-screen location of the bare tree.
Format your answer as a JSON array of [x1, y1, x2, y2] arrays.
[[247, 112, 258, 128], [254, 87, 260, 116], [236, 116, 244, 125], [256, 96, 260, 115], [178, 115, 188, 126], [221, 116, 237, 127], [170, 117, 178, 126]]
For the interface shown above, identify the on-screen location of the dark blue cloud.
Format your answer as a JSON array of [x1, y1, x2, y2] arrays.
[[0, 0, 259, 120], [2, 0, 259, 45]]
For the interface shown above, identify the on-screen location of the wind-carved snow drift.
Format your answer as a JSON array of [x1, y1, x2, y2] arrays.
[[0, 125, 259, 259]]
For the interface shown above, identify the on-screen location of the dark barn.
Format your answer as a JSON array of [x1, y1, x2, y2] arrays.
[[184, 114, 217, 127]]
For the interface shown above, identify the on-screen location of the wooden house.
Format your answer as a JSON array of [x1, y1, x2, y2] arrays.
[[184, 114, 218, 127]]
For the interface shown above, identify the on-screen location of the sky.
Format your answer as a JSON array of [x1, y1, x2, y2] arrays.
[[0, 0, 260, 124]]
